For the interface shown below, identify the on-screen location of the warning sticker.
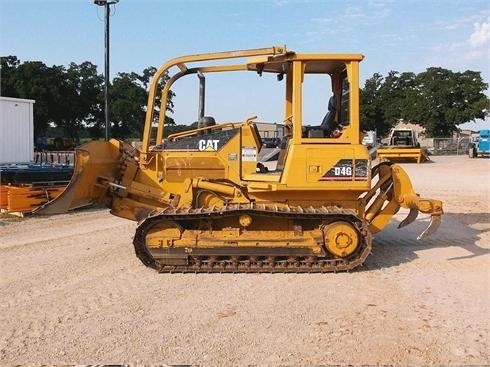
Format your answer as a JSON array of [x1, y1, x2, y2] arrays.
[[242, 147, 257, 162]]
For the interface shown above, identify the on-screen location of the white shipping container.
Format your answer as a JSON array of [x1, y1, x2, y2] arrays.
[[0, 96, 35, 164]]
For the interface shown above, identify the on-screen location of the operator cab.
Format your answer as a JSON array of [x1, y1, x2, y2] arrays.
[[246, 54, 360, 147]]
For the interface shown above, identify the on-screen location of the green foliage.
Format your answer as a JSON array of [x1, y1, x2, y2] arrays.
[[109, 68, 177, 139], [58, 62, 104, 139], [0, 56, 20, 96], [110, 72, 147, 139], [3, 55, 487, 142], [360, 68, 489, 137], [0, 56, 176, 142], [360, 73, 388, 135], [163, 121, 198, 137], [1, 57, 65, 135], [409, 68, 488, 136]]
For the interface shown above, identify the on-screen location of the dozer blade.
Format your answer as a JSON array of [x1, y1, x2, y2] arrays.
[[33, 139, 125, 215], [366, 162, 443, 239], [377, 147, 430, 164]]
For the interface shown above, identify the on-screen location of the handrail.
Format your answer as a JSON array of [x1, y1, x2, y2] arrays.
[[140, 46, 288, 163], [167, 123, 238, 142]]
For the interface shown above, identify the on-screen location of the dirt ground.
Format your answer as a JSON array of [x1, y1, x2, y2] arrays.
[[0, 155, 488, 366]]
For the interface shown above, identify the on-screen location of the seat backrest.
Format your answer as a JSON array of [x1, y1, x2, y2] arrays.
[[320, 96, 337, 132], [275, 136, 290, 171]]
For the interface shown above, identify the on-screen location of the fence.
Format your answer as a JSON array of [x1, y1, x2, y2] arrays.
[[430, 137, 471, 156], [34, 151, 75, 166]]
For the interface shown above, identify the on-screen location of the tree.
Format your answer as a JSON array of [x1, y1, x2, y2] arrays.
[[6, 60, 66, 136], [140, 66, 176, 126], [0, 56, 21, 97], [56, 62, 104, 140], [379, 71, 417, 123], [409, 68, 488, 136], [361, 71, 418, 137], [109, 67, 176, 139], [163, 121, 198, 137], [360, 73, 389, 135], [110, 72, 147, 139], [1, 56, 178, 142], [360, 68, 489, 137]]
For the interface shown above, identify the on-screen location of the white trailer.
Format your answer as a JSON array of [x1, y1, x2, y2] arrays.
[[0, 97, 35, 164]]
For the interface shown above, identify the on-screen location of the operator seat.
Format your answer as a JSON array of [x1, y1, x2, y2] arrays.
[[198, 116, 216, 134], [320, 95, 337, 134], [198, 116, 216, 129], [307, 95, 338, 138]]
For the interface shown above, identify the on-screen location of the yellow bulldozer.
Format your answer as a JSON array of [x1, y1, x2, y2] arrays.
[[35, 46, 443, 272], [377, 127, 430, 163]]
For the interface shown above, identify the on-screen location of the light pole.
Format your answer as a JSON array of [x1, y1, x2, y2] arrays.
[[94, 0, 119, 141]]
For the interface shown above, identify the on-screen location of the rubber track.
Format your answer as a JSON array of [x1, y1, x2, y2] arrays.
[[133, 203, 373, 273]]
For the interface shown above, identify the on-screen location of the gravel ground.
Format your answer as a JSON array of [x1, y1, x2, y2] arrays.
[[0, 155, 488, 366]]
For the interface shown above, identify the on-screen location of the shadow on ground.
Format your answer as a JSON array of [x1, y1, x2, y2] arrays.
[[363, 211, 489, 270]]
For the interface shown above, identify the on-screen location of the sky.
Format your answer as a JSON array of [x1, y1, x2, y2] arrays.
[[1, 0, 489, 130]]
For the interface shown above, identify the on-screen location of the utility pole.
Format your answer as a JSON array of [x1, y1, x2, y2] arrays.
[[94, 0, 119, 141]]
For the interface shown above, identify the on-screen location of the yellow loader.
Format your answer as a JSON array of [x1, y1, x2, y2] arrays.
[[35, 46, 443, 272]]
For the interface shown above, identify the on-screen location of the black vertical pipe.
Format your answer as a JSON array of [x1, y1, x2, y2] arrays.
[[198, 72, 205, 121]]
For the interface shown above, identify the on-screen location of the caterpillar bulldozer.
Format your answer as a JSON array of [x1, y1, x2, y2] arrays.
[[377, 128, 430, 163], [35, 46, 443, 272]]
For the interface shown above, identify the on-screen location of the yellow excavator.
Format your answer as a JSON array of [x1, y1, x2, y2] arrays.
[[35, 46, 443, 272]]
